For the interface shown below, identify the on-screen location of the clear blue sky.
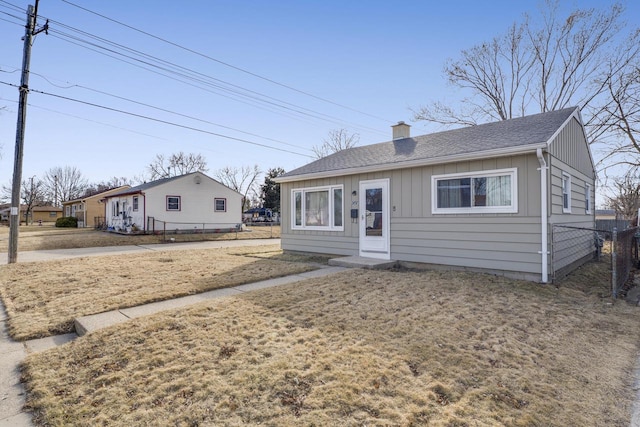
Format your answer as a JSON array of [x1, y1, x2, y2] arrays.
[[0, 0, 635, 205]]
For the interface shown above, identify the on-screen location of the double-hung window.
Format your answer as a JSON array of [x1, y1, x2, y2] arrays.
[[432, 168, 517, 214], [133, 196, 139, 212], [585, 183, 592, 214], [292, 185, 343, 230], [562, 172, 571, 213], [214, 198, 226, 212], [166, 196, 181, 211]]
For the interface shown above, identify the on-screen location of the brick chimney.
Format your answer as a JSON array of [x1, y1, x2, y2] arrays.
[[392, 121, 411, 140]]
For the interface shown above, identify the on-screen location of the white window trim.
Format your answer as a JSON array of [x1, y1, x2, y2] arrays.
[[166, 196, 181, 211], [214, 197, 227, 212], [291, 185, 344, 231], [585, 183, 592, 214], [431, 168, 518, 214], [562, 172, 571, 213]]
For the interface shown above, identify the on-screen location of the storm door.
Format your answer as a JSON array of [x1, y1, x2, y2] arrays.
[[359, 179, 390, 259]]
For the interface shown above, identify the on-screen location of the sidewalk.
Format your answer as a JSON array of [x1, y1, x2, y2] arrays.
[[0, 239, 348, 426], [0, 238, 280, 265]]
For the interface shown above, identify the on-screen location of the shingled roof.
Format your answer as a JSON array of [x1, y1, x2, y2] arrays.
[[105, 174, 189, 197], [279, 107, 580, 182]]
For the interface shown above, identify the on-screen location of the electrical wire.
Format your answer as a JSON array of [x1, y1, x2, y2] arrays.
[[22, 68, 320, 151], [0, 80, 314, 158], [45, 23, 386, 136], [3, 0, 389, 137], [0, 98, 174, 142], [59, 0, 394, 124]]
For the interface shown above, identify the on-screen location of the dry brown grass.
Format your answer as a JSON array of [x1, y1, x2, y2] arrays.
[[0, 223, 280, 252], [22, 258, 640, 426], [0, 244, 316, 340]]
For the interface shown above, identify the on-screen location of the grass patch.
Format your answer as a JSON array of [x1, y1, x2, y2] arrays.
[[21, 258, 640, 426], [0, 224, 280, 252], [0, 245, 315, 340]]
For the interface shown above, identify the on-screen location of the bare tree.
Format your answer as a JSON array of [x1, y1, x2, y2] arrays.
[[147, 152, 208, 180], [43, 166, 88, 205], [83, 177, 133, 198], [595, 60, 640, 171], [412, 1, 640, 170], [312, 129, 360, 159], [606, 174, 640, 220], [1, 177, 46, 224], [214, 165, 261, 211]]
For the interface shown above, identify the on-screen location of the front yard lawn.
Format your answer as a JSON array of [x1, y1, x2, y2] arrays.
[[21, 259, 640, 426], [0, 245, 316, 340]]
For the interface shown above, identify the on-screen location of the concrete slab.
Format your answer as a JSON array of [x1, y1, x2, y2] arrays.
[[328, 256, 397, 269], [0, 330, 24, 356], [0, 411, 32, 427], [0, 239, 281, 265], [0, 349, 26, 422], [120, 289, 241, 318], [298, 266, 348, 278], [75, 310, 130, 336], [24, 334, 76, 353], [234, 275, 305, 292]]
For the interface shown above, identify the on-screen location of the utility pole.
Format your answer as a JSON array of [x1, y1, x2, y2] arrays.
[[8, 1, 47, 264]]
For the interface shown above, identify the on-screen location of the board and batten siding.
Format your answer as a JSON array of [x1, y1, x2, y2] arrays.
[[547, 116, 596, 275], [281, 153, 545, 279]]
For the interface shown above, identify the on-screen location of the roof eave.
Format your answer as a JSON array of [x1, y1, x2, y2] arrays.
[[275, 143, 547, 183]]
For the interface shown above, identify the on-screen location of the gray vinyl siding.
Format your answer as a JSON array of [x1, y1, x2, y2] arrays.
[[547, 117, 596, 275], [548, 118, 595, 180], [281, 153, 544, 279]]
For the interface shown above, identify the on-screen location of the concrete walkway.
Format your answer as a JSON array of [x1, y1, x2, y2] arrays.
[[0, 238, 281, 265], [2, 238, 348, 426]]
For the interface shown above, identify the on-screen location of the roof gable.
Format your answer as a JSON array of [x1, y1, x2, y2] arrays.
[[279, 107, 580, 182], [63, 185, 131, 205]]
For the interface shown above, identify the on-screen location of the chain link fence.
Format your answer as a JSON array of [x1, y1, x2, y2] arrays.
[[551, 225, 639, 298], [146, 217, 241, 241]]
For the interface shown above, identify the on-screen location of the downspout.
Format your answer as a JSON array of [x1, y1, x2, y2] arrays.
[[536, 148, 549, 283], [142, 192, 146, 231]]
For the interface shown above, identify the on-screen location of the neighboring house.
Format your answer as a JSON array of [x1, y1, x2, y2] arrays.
[[595, 209, 617, 220], [0, 204, 62, 223], [243, 207, 274, 222], [31, 206, 63, 223], [101, 172, 242, 232], [276, 107, 595, 283], [62, 186, 131, 228]]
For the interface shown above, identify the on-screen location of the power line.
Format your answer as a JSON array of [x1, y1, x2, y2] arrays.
[[60, 0, 394, 125], [45, 23, 387, 136], [28, 69, 313, 151], [4, 1, 389, 136], [0, 98, 175, 142], [0, 80, 314, 158]]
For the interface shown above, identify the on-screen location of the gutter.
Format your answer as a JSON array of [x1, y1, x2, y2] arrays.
[[536, 148, 549, 283]]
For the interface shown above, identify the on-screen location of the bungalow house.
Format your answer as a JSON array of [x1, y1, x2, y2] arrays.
[[276, 107, 595, 283], [101, 172, 243, 232], [62, 185, 131, 228], [0, 204, 62, 224], [31, 205, 63, 223]]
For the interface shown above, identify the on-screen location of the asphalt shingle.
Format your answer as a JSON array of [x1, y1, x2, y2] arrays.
[[283, 107, 578, 178]]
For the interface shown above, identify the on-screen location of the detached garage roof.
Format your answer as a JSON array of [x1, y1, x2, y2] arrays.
[[277, 107, 581, 182]]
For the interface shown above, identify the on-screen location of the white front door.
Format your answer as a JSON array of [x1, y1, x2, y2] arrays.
[[359, 179, 390, 259]]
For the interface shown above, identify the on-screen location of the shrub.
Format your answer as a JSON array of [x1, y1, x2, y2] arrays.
[[55, 217, 78, 228]]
